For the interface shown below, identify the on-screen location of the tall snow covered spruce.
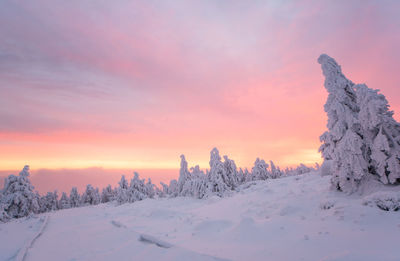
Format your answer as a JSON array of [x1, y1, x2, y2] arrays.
[[318, 54, 400, 193], [0, 166, 40, 220], [356, 84, 400, 184]]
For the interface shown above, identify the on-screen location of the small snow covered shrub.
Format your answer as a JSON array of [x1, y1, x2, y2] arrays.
[[319, 200, 335, 210], [363, 192, 400, 211]]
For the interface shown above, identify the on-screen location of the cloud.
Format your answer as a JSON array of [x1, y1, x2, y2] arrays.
[[0, 0, 399, 174]]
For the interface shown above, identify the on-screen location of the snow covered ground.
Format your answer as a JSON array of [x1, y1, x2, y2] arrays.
[[1, 172, 400, 261]]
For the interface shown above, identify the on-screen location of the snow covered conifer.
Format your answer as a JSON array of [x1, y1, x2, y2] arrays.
[[318, 54, 368, 193], [207, 148, 229, 196], [128, 172, 147, 202], [101, 185, 115, 203], [69, 187, 81, 208], [81, 185, 100, 205], [116, 175, 129, 204], [1, 166, 40, 219], [58, 192, 71, 209], [168, 179, 179, 197], [356, 84, 400, 184], [223, 155, 240, 189], [269, 161, 282, 179], [178, 155, 191, 194], [159, 182, 169, 197], [251, 158, 270, 180], [40, 191, 58, 212], [145, 178, 155, 198], [181, 165, 211, 198]]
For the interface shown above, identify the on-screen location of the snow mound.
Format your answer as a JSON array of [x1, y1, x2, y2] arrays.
[[363, 191, 400, 211], [320, 200, 335, 210], [139, 233, 173, 248]]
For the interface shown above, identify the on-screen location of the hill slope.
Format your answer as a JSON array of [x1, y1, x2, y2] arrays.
[[1, 172, 399, 261]]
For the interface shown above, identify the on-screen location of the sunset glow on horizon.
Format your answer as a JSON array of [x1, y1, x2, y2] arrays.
[[1, 1, 400, 191]]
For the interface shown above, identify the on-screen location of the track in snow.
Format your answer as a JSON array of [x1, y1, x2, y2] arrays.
[[16, 215, 49, 261]]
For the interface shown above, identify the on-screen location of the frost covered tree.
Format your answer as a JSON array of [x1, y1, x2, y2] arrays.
[[158, 182, 170, 197], [250, 158, 270, 180], [243, 168, 252, 182], [283, 163, 314, 176], [318, 54, 369, 193], [180, 165, 211, 199], [178, 155, 191, 195], [101, 185, 115, 203], [128, 172, 147, 202], [177, 155, 211, 198], [207, 148, 230, 196], [356, 84, 400, 184], [58, 192, 71, 209], [81, 185, 100, 205], [237, 168, 246, 184], [40, 191, 58, 212], [1, 166, 40, 219], [116, 175, 129, 204], [168, 179, 179, 197], [0, 202, 9, 222], [269, 161, 282, 179], [145, 178, 155, 199], [223, 155, 240, 189], [69, 187, 81, 208]]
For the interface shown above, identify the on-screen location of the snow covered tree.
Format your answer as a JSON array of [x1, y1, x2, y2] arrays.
[[168, 179, 179, 197], [101, 185, 115, 203], [158, 182, 170, 197], [40, 191, 58, 212], [318, 54, 369, 193], [69, 187, 81, 208], [0, 202, 9, 222], [81, 185, 100, 205], [128, 172, 147, 202], [243, 168, 252, 182], [237, 168, 246, 184], [178, 155, 191, 195], [284, 163, 314, 176], [207, 148, 229, 196], [181, 165, 212, 199], [176, 154, 213, 198], [116, 175, 129, 204], [58, 192, 71, 209], [223, 155, 240, 189], [356, 84, 400, 184], [269, 161, 282, 179], [145, 178, 155, 199], [250, 158, 270, 180], [1, 166, 40, 219]]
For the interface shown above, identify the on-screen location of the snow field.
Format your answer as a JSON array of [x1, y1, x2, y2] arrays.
[[1, 172, 399, 261]]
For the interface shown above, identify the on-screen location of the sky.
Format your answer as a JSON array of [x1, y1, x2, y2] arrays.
[[1, 0, 400, 193]]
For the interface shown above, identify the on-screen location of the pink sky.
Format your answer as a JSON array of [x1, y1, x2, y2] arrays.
[[1, 1, 400, 193]]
